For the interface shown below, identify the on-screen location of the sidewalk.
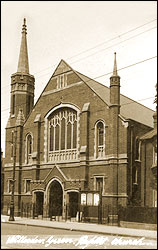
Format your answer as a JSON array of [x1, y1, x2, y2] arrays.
[[1, 215, 157, 240]]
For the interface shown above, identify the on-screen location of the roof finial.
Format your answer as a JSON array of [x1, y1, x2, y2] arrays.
[[22, 17, 27, 34], [113, 52, 118, 76]]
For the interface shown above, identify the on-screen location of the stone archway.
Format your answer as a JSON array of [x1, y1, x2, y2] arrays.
[[49, 180, 63, 217]]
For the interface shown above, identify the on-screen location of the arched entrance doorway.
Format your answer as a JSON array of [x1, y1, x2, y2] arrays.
[[49, 180, 63, 217]]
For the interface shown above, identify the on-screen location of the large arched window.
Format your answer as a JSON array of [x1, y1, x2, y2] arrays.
[[95, 120, 106, 158], [26, 134, 33, 164], [48, 107, 78, 162]]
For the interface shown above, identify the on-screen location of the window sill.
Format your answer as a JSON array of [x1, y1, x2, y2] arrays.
[[135, 159, 141, 163], [151, 163, 157, 169], [133, 183, 138, 186]]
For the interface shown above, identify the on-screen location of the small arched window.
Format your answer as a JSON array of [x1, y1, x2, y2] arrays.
[[95, 120, 105, 158], [135, 137, 141, 160], [26, 134, 33, 164], [11, 131, 14, 159], [153, 142, 157, 165], [12, 94, 15, 115], [97, 122, 104, 146]]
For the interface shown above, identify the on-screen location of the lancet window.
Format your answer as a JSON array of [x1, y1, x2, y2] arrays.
[[26, 133, 33, 164], [94, 120, 106, 158]]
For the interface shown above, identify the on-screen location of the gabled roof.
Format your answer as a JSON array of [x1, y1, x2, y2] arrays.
[[74, 70, 154, 128], [140, 128, 157, 140], [27, 59, 154, 128]]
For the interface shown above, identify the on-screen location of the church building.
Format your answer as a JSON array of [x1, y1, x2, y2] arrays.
[[3, 19, 155, 219]]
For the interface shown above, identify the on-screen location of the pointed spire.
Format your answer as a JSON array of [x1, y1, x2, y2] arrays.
[[112, 52, 118, 76], [17, 18, 29, 74]]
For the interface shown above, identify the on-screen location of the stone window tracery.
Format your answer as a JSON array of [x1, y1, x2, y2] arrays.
[[48, 107, 78, 162], [94, 120, 106, 158]]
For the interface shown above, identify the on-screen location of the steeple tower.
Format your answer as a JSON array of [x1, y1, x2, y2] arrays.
[[8, 18, 35, 128], [109, 53, 121, 209], [17, 18, 29, 74]]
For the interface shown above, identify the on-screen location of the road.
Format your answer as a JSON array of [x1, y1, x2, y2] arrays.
[[1, 223, 157, 249]]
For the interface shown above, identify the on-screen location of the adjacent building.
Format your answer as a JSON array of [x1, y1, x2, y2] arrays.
[[140, 107, 157, 207]]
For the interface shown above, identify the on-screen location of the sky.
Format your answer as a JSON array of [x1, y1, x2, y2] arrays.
[[1, 1, 157, 156]]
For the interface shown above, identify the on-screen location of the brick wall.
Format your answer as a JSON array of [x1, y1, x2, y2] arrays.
[[3, 68, 154, 215]]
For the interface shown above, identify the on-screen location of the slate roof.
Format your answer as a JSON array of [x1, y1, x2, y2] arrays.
[[140, 128, 157, 140], [32, 59, 154, 129], [75, 70, 154, 128]]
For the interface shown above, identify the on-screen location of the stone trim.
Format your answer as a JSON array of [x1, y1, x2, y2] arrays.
[[43, 118, 48, 163], [3, 192, 32, 196], [42, 81, 83, 96], [103, 193, 128, 198], [44, 103, 80, 163], [94, 119, 106, 159], [25, 132, 33, 164], [45, 177, 65, 217]]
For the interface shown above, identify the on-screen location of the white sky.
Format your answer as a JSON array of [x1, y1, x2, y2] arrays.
[[1, 1, 157, 156]]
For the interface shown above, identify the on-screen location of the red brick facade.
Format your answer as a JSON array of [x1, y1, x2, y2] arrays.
[[2, 19, 155, 218]]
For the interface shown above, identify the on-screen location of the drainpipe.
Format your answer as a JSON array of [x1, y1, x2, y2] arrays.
[[144, 143, 146, 206], [130, 126, 133, 202]]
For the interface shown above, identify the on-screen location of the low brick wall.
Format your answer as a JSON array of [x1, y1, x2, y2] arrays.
[[118, 206, 157, 224], [120, 221, 157, 231]]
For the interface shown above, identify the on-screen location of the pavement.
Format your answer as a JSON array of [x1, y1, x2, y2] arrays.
[[1, 215, 157, 240]]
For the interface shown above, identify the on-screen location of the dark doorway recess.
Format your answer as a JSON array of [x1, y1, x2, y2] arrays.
[[69, 192, 79, 217], [49, 180, 63, 216], [36, 192, 44, 216]]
